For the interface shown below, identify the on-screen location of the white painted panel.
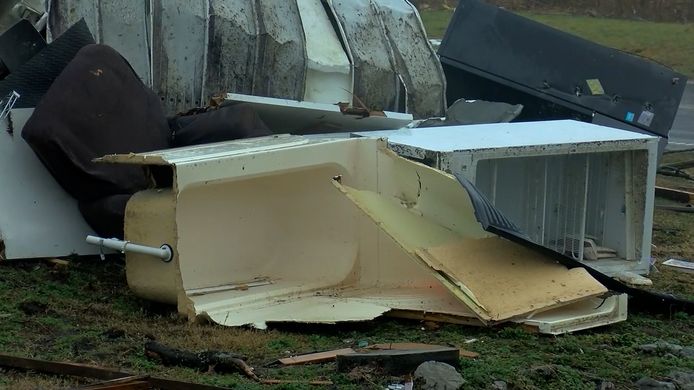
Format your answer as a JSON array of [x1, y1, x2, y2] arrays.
[[0, 109, 99, 259], [297, 0, 352, 104]]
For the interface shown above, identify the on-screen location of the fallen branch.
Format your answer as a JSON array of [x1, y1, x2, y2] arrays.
[[144, 341, 258, 381], [658, 166, 693, 180]]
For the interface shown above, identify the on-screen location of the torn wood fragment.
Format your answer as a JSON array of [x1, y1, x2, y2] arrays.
[[366, 343, 479, 359], [0, 354, 229, 390], [77, 375, 151, 389], [336, 347, 460, 375], [655, 186, 694, 203], [458, 349, 480, 359], [278, 348, 355, 366]]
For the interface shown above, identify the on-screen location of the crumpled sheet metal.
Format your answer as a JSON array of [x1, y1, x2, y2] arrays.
[[100, 136, 606, 330], [203, 0, 259, 99], [372, 0, 446, 118], [151, 0, 208, 112], [326, 0, 402, 113], [47, 0, 445, 118], [47, 0, 150, 85], [297, 0, 353, 105]]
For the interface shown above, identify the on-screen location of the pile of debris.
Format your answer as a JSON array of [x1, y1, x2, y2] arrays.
[[0, 0, 691, 360]]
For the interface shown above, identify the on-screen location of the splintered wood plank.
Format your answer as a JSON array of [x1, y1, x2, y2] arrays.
[[279, 348, 355, 365], [367, 343, 479, 359], [656, 186, 694, 203], [336, 347, 460, 375], [418, 238, 607, 322]]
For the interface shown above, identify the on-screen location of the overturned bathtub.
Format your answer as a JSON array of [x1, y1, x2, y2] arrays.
[[97, 136, 624, 334]]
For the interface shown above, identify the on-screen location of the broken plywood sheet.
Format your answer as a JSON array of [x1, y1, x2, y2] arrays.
[[334, 181, 607, 323]]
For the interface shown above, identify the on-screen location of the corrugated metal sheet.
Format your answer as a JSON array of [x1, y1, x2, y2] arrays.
[[297, 0, 352, 104], [374, 0, 445, 117], [327, 0, 401, 112], [252, 0, 306, 100], [151, 0, 207, 113], [47, 0, 151, 85], [47, 0, 445, 118], [203, 0, 258, 99]]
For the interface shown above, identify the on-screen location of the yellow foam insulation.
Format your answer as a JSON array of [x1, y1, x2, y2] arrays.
[[335, 182, 607, 323], [418, 238, 607, 322]]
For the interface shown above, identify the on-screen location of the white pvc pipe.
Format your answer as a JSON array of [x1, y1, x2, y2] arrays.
[[86, 235, 173, 262]]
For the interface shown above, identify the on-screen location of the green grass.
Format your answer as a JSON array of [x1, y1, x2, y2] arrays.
[[420, 9, 694, 77], [1, 252, 693, 389]]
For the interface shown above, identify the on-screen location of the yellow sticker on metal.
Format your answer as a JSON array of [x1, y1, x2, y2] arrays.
[[586, 79, 605, 95]]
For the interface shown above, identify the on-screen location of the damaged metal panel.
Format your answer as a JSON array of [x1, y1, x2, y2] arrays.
[[296, 0, 352, 105], [438, 0, 687, 138], [101, 137, 475, 328], [98, 1, 150, 86], [333, 156, 607, 323], [202, 0, 258, 100], [46, 0, 443, 116], [327, 0, 401, 112], [100, 136, 607, 330], [46, 0, 96, 39], [151, 0, 207, 113], [354, 121, 659, 276], [519, 294, 628, 335], [252, 0, 306, 101], [0, 109, 100, 259], [47, 0, 150, 85], [373, 0, 445, 118], [224, 93, 412, 134]]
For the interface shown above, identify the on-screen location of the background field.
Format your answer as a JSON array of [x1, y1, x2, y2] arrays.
[[421, 9, 694, 77]]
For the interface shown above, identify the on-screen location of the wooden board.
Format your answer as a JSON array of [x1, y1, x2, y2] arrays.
[[279, 348, 355, 365], [655, 186, 694, 203], [336, 347, 459, 375], [367, 343, 479, 359]]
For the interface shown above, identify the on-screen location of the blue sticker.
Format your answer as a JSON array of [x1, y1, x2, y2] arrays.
[[625, 112, 635, 122]]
